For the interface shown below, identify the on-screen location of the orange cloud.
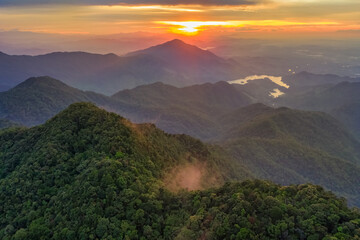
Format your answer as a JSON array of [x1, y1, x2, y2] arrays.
[[156, 20, 339, 35]]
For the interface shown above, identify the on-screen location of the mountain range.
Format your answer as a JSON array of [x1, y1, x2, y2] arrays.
[[0, 76, 253, 139], [0, 39, 247, 95], [1, 76, 360, 206]]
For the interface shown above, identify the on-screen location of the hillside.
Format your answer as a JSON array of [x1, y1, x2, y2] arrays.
[[276, 81, 360, 139], [0, 76, 120, 126], [112, 81, 251, 110], [112, 81, 252, 139], [218, 104, 360, 206], [0, 103, 359, 239], [277, 81, 360, 111], [331, 102, 360, 140]]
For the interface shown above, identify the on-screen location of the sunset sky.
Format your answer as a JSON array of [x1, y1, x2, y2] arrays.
[[1, 0, 359, 38]]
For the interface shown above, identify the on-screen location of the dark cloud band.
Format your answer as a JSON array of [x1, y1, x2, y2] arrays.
[[0, 0, 266, 6]]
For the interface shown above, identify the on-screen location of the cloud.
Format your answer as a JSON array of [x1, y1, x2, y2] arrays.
[[337, 29, 360, 33], [0, 0, 268, 6]]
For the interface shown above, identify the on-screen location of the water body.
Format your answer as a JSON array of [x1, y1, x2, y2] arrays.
[[228, 75, 290, 89], [269, 88, 285, 98]]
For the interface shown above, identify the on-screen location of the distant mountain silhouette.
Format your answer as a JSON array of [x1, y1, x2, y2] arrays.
[[128, 39, 225, 65], [127, 39, 246, 86], [0, 39, 247, 95]]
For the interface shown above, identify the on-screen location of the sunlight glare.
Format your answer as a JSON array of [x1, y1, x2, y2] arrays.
[[156, 21, 228, 35]]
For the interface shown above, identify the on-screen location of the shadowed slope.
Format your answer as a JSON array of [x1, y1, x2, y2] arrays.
[[218, 104, 360, 206]]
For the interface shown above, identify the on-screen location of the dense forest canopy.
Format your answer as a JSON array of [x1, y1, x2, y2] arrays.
[[0, 103, 359, 239]]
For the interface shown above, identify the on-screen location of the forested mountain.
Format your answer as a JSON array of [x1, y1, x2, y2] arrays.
[[0, 78, 253, 138], [276, 81, 360, 139], [277, 81, 360, 111], [0, 39, 245, 95], [218, 104, 360, 206], [0, 76, 119, 126], [331, 103, 360, 140], [112, 81, 252, 139], [0, 103, 359, 240], [112, 81, 251, 110]]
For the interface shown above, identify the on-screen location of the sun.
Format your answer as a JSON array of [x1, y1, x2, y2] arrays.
[[156, 21, 228, 35], [176, 22, 200, 35]]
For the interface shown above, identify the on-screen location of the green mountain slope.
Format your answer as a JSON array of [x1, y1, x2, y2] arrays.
[[276, 81, 360, 139], [0, 103, 250, 238], [0, 103, 359, 240], [331, 102, 360, 139], [0, 76, 121, 126], [112, 81, 252, 139], [218, 104, 360, 206], [277, 81, 360, 111]]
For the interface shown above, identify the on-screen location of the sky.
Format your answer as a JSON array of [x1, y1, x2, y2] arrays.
[[0, 0, 359, 38]]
